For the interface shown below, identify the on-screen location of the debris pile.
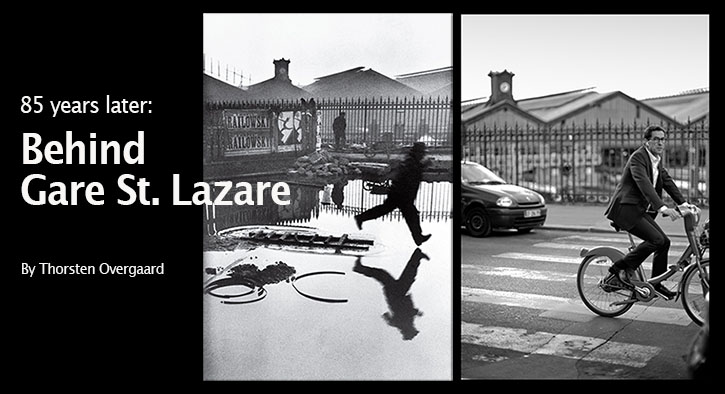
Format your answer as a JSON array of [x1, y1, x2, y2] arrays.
[[287, 150, 364, 178], [205, 261, 297, 287], [228, 262, 296, 286], [285, 149, 446, 180]]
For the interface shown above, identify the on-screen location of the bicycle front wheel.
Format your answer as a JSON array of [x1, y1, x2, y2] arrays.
[[681, 259, 709, 326], [577, 254, 635, 317]]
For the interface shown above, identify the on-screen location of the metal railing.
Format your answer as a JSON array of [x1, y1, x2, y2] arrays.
[[203, 96, 452, 163], [463, 120, 709, 206], [316, 96, 452, 148]]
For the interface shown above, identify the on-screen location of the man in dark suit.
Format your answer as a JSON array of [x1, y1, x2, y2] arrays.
[[332, 111, 346, 150], [604, 125, 687, 299]]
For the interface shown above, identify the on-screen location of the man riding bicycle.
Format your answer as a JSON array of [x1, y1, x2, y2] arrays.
[[604, 125, 692, 300]]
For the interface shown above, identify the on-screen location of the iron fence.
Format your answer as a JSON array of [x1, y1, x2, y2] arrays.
[[316, 96, 452, 148], [463, 120, 709, 206], [203, 96, 452, 163]]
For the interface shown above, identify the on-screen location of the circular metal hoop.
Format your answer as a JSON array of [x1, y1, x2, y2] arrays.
[[291, 271, 348, 304]]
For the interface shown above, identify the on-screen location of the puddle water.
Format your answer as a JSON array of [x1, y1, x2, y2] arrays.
[[203, 178, 452, 380]]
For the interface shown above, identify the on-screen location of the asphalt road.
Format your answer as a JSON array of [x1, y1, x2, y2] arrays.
[[461, 228, 702, 380]]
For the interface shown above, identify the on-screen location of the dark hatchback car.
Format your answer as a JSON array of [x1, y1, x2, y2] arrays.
[[461, 161, 547, 237]]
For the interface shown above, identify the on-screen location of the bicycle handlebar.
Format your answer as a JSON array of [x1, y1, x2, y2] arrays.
[[660, 203, 700, 218], [678, 203, 701, 216]]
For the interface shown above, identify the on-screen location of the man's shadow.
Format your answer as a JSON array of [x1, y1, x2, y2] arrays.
[[353, 248, 429, 340], [332, 179, 347, 209]]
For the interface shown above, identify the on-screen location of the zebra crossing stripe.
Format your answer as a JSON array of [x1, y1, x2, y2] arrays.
[[557, 235, 690, 247], [461, 264, 680, 292], [492, 252, 587, 265], [461, 322, 661, 368], [492, 252, 659, 271], [461, 287, 693, 326], [493, 251, 691, 274], [533, 242, 685, 258], [462, 286, 571, 310], [462, 265, 575, 282]]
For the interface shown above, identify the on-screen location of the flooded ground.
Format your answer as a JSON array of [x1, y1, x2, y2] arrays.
[[203, 178, 452, 380]]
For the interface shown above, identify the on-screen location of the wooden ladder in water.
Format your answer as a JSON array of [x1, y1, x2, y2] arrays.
[[244, 230, 373, 251]]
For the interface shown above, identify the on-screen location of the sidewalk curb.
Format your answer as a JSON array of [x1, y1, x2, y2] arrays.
[[540, 225, 688, 238]]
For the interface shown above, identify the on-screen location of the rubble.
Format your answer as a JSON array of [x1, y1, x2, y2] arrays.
[[286, 149, 388, 178]]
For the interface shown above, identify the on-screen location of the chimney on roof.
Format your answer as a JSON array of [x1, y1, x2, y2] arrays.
[[273, 58, 291, 81], [487, 70, 514, 105]]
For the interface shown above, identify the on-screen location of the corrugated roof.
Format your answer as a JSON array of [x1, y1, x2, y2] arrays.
[[245, 77, 312, 101], [642, 90, 709, 123], [517, 88, 598, 111], [527, 92, 615, 123], [312, 67, 365, 81], [396, 67, 452, 95], [461, 98, 488, 114], [426, 83, 452, 100], [461, 88, 597, 120], [203, 74, 248, 103], [304, 67, 423, 99], [461, 102, 492, 122], [461, 100, 544, 125], [462, 80, 699, 128], [395, 66, 452, 78]]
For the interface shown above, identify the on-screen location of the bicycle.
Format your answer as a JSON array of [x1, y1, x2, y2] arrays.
[[577, 203, 709, 326]]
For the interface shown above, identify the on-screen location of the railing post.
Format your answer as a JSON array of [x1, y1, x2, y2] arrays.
[[573, 120, 580, 201], [688, 121, 698, 203], [514, 123, 519, 185], [363, 97, 368, 144]]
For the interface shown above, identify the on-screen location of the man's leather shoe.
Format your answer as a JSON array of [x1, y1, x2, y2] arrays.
[[616, 268, 636, 285], [654, 283, 677, 300], [415, 234, 431, 246]]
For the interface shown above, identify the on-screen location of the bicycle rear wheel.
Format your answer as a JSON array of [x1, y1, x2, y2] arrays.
[[577, 254, 635, 317], [681, 259, 709, 326]]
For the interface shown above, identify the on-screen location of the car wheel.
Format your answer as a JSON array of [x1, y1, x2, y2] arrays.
[[465, 207, 491, 237]]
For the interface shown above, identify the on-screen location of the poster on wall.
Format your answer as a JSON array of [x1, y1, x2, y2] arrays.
[[223, 109, 273, 156], [276, 110, 304, 153]]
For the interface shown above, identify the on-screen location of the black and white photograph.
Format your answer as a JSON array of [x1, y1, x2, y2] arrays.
[[202, 13, 453, 380], [460, 14, 710, 379]]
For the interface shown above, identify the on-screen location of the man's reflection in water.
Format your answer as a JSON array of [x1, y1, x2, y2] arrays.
[[332, 179, 347, 209], [353, 248, 429, 340]]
